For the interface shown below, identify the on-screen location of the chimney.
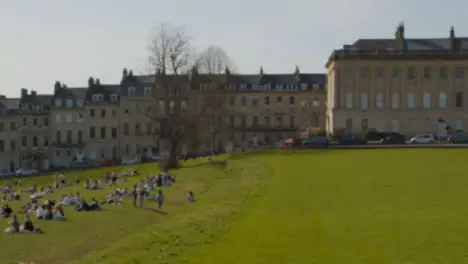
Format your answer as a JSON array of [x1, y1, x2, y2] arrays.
[[62, 84, 68, 89], [395, 22, 405, 40], [31, 90, 37, 96], [122, 68, 128, 78], [294, 65, 300, 83], [88, 77, 95, 88], [259, 66, 264, 75], [54, 81, 61, 94], [128, 70, 133, 77], [95, 78, 101, 85], [21, 88, 28, 97], [225, 66, 230, 76], [450, 26, 457, 51]]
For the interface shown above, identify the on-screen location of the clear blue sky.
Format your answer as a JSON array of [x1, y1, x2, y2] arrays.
[[0, 0, 466, 97]]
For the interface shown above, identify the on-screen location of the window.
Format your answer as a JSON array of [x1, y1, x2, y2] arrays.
[[100, 127, 106, 138], [66, 130, 72, 144], [252, 98, 258, 106], [229, 116, 235, 127], [77, 130, 83, 142], [423, 92, 431, 108], [456, 67, 464, 79], [33, 118, 38, 126], [456, 120, 463, 131], [92, 94, 103, 101], [135, 123, 141, 135], [76, 99, 84, 107], [144, 87, 152, 96], [264, 116, 271, 126], [439, 92, 447, 108], [110, 94, 118, 102], [392, 69, 400, 78], [392, 93, 400, 109], [440, 67, 448, 79], [276, 96, 282, 103], [360, 68, 368, 79], [101, 109, 106, 118], [125, 144, 130, 155], [376, 68, 384, 79], [9, 122, 15, 131], [289, 116, 295, 128], [241, 96, 247, 105], [264, 96, 270, 105], [252, 116, 258, 127], [312, 99, 320, 107], [43, 136, 48, 147], [376, 93, 384, 109], [56, 130, 61, 143], [124, 123, 129, 135], [21, 136, 27, 147], [407, 67, 417, 79], [32, 136, 38, 147], [44, 118, 49, 126], [392, 120, 399, 132], [408, 93, 415, 108], [360, 93, 368, 109], [55, 99, 62, 107], [111, 110, 117, 117], [65, 113, 72, 123], [89, 109, 95, 117], [10, 140, 15, 151], [361, 119, 368, 132], [55, 113, 61, 123], [112, 128, 117, 138], [423, 67, 431, 79], [89, 127, 95, 138], [128, 87, 136, 95], [456, 92, 463, 107], [229, 96, 235, 105], [22, 118, 27, 126], [66, 99, 73, 108], [55, 151, 61, 161], [289, 96, 295, 105], [345, 92, 353, 109]]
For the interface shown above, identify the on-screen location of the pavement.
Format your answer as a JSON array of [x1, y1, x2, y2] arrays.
[[328, 144, 468, 149]]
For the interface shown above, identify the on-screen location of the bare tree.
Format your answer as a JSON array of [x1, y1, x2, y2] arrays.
[[145, 22, 197, 169], [144, 23, 236, 169], [194, 46, 237, 153]]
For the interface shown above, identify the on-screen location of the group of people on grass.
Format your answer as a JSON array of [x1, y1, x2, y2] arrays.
[[0, 168, 196, 234]]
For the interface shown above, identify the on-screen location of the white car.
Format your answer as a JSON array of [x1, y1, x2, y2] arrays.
[[409, 134, 437, 144], [15, 168, 38, 176], [121, 157, 141, 165]]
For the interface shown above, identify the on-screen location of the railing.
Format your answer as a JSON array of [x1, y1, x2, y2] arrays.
[[52, 141, 85, 148], [231, 125, 299, 132]]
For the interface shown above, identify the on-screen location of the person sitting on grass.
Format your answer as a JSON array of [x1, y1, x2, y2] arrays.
[[44, 205, 54, 220], [89, 198, 101, 211], [1, 204, 13, 218], [54, 204, 66, 220], [35, 205, 45, 219], [75, 199, 90, 211], [21, 214, 43, 233], [187, 191, 195, 203], [84, 179, 90, 189], [4, 214, 20, 233]]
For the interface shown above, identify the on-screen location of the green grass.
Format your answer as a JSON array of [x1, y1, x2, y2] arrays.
[[3, 149, 468, 264]]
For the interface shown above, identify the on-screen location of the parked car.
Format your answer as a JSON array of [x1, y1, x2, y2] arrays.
[[380, 133, 406, 144], [303, 136, 329, 148], [283, 138, 301, 148], [447, 133, 468, 144], [408, 134, 437, 144], [338, 133, 367, 145], [121, 157, 141, 165], [15, 168, 38, 177]]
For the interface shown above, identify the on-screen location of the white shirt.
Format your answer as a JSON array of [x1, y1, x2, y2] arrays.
[[62, 196, 71, 206], [36, 207, 44, 218]]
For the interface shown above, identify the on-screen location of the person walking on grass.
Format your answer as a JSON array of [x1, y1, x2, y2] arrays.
[[156, 190, 164, 209], [138, 183, 145, 208], [131, 184, 137, 207]]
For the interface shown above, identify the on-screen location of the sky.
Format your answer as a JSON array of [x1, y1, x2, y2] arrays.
[[0, 0, 467, 97]]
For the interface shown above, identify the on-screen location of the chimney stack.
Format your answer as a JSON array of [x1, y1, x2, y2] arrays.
[[95, 78, 101, 85], [259, 66, 264, 75], [31, 90, 37, 96], [450, 26, 457, 52], [88, 77, 95, 88], [21, 88, 27, 97], [128, 70, 133, 77], [54, 81, 61, 94], [395, 22, 405, 40], [122, 68, 128, 79]]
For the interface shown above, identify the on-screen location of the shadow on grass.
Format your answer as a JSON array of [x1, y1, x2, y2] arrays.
[[144, 208, 168, 215], [182, 160, 227, 170]]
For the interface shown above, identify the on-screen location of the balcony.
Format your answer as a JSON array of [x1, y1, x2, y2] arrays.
[[53, 140, 85, 148], [232, 124, 299, 132]]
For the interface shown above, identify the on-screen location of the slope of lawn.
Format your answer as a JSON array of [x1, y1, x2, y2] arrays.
[[191, 149, 468, 264], [0, 156, 270, 264]]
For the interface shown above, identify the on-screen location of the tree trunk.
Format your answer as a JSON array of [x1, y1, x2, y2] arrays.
[[164, 139, 180, 170]]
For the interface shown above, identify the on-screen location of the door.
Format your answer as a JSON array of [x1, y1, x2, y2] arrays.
[[43, 157, 50, 170]]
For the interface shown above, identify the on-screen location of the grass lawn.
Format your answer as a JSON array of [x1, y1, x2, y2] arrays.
[[3, 149, 468, 264]]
